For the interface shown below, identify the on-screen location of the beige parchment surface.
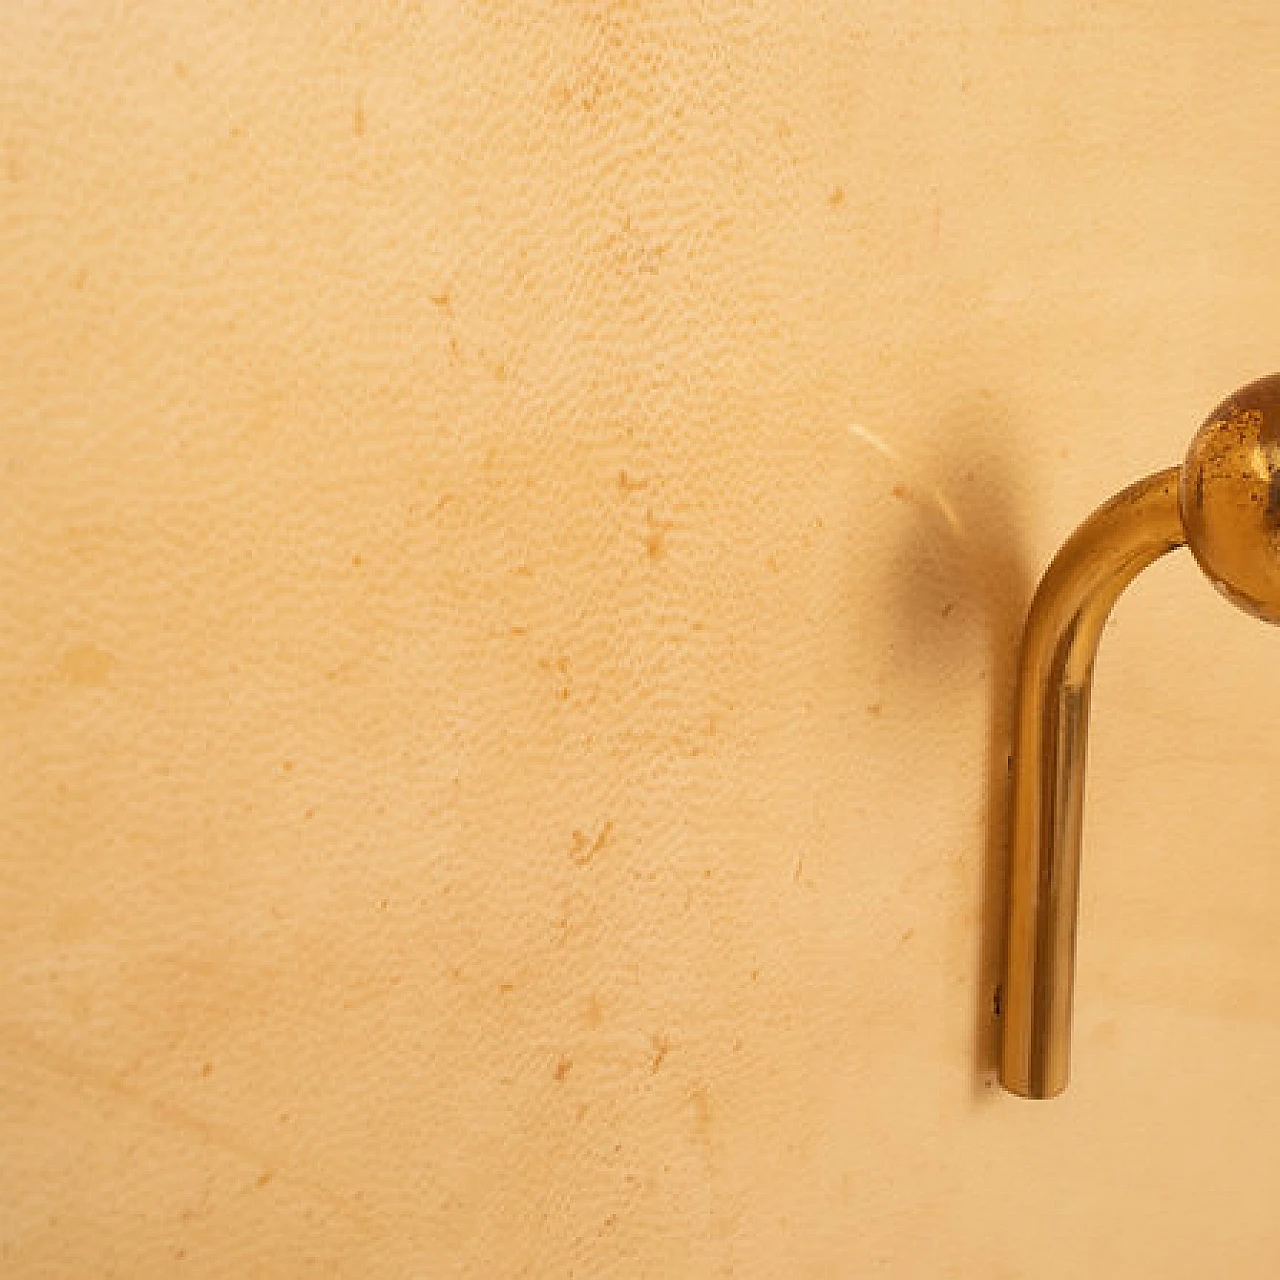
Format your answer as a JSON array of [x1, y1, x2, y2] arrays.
[[3, 3, 1280, 1275]]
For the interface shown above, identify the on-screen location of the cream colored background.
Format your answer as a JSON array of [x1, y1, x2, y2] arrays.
[[3, 3, 1280, 1275]]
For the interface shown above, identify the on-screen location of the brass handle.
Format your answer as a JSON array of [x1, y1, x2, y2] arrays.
[[1001, 374, 1280, 1099]]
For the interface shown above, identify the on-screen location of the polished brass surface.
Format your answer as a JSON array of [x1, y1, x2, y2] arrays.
[[1000, 374, 1280, 1099]]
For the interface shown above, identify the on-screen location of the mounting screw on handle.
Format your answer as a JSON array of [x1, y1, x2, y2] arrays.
[[1000, 374, 1280, 1099]]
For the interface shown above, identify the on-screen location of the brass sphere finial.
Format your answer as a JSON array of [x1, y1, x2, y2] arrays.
[[1181, 373, 1280, 624]]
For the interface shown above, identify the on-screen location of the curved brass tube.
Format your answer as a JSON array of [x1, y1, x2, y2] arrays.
[[1000, 468, 1185, 1098], [1000, 374, 1280, 1099]]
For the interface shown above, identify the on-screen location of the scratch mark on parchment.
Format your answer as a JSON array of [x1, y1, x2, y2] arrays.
[[0, 1023, 372, 1230], [843, 421, 965, 539]]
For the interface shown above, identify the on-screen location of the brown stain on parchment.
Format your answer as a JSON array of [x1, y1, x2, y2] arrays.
[[58, 644, 115, 687]]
